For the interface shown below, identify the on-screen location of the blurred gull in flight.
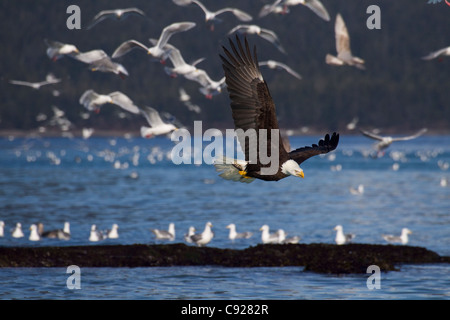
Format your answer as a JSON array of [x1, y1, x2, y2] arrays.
[[282, 0, 330, 21], [360, 128, 428, 152], [87, 7, 146, 30], [79, 89, 140, 114], [259, 60, 302, 80], [172, 0, 252, 31], [228, 24, 286, 54], [45, 39, 79, 61], [72, 49, 129, 78], [112, 22, 196, 63], [9, 73, 61, 90], [421, 45, 450, 60], [326, 13, 365, 70], [139, 106, 178, 138]]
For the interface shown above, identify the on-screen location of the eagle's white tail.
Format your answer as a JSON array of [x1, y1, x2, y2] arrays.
[[214, 156, 255, 183]]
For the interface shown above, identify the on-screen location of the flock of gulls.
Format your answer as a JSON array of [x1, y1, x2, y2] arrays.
[[5, 1, 446, 249], [0, 220, 413, 246]]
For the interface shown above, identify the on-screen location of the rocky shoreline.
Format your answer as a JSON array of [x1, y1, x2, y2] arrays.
[[1, 243, 448, 274]]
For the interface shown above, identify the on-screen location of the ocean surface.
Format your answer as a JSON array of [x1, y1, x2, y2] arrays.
[[0, 133, 449, 300]]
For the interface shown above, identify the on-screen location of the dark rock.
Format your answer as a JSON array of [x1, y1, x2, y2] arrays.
[[0, 243, 447, 274]]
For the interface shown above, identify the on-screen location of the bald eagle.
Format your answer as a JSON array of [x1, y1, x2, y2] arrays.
[[215, 36, 339, 182]]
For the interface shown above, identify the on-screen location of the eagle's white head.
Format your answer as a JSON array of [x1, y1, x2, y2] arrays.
[[281, 159, 304, 178]]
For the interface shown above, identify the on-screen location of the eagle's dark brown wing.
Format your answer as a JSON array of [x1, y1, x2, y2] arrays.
[[288, 132, 339, 165], [220, 36, 287, 164]]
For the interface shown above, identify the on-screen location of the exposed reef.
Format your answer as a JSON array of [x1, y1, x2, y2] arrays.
[[0, 243, 448, 274]]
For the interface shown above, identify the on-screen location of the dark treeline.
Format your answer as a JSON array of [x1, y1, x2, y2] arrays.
[[0, 0, 449, 135]]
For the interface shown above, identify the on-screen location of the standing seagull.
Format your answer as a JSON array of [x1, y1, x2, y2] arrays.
[[87, 8, 146, 29], [29, 224, 41, 241], [39, 222, 71, 240], [0, 221, 4, 237], [260, 225, 280, 244], [11, 223, 24, 238], [334, 225, 355, 245], [184, 226, 196, 243], [151, 223, 175, 241], [215, 36, 339, 183], [191, 222, 214, 246], [226, 223, 253, 240], [112, 22, 196, 63], [326, 14, 365, 70], [106, 224, 119, 239], [79, 90, 140, 114], [382, 228, 412, 245], [173, 0, 252, 31], [89, 224, 105, 242], [360, 128, 428, 152], [421, 46, 450, 60]]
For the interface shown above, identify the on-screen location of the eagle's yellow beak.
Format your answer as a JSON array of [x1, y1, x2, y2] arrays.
[[297, 171, 305, 178]]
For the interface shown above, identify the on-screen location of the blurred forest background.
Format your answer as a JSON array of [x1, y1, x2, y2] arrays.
[[0, 0, 449, 135]]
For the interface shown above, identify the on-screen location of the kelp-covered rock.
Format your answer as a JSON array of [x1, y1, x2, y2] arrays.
[[0, 243, 448, 274]]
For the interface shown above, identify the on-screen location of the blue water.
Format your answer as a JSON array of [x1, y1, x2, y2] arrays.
[[0, 134, 449, 299]]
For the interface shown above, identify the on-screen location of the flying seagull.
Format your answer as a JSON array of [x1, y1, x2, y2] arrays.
[[382, 228, 412, 245], [282, 0, 330, 21], [334, 225, 355, 245], [87, 7, 146, 30], [421, 46, 450, 60], [172, 0, 252, 31], [72, 49, 129, 78], [112, 21, 196, 63], [163, 43, 205, 78], [139, 106, 178, 138], [184, 68, 226, 99], [226, 223, 253, 240], [259, 60, 302, 80], [215, 36, 339, 183], [228, 24, 286, 54], [9, 74, 61, 90], [360, 128, 427, 152], [326, 13, 365, 70], [79, 90, 140, 114], [45, 39, 79, 61]]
